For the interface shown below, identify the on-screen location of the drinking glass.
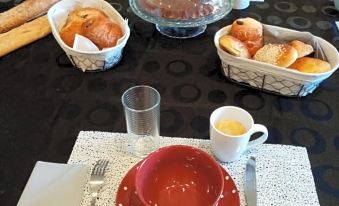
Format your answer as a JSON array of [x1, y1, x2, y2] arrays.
[[121, 85, 161, 157]]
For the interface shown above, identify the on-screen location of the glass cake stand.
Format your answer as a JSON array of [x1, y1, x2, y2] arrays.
[[129, 0, 232, 39]]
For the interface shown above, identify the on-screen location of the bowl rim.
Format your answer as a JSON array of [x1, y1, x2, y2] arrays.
[[135, 144, 225, 206]]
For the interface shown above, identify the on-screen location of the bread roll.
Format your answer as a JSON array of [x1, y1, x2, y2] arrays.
[[229, 18, 263, 56], [0, 15, 51, 57], [0, 0, 59, 34], [289, 40, 314, 58], [59, 8, 123, 50], [253, 44, 298, 68], [289, 57, 331, 73], [219, 35, 250, 58], [59, 8, 107, 48], [246, 36, 263, 58]]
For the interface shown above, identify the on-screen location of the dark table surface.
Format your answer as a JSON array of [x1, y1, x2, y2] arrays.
[[1, 0, 339, 205]]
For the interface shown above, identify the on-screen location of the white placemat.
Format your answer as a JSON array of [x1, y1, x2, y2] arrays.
[[68, 131, 320, 206]]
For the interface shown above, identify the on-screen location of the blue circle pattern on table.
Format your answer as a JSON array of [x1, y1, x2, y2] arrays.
[[316, 21, 332, 30], [172, 84, 201, 103], [274, 2, 297, 13], [321, 5, 339, 17], [87, 104, 119, 126], [234, 90, 265, 111], [160, 109, 184, 134], [267, 15, 283, 25], [166, 60, 192, 77], [290, 128, 326, 154], [313, 165, 339, 197], [302, 5, 317, 13], [287, 16, 312, 29], [256, 2, 270, 10], [300, 99, 332, 121]]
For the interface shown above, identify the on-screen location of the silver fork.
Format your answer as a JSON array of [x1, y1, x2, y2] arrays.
[[89, 160, 109, 206]]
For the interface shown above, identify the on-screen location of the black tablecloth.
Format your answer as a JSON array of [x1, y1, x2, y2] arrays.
[[1, 0, 339, 205]]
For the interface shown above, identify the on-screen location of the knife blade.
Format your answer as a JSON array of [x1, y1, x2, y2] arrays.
[[245, 156, 257, 206]]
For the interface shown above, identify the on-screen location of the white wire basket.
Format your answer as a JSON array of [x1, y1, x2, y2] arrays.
[[214, 24, 339, 97], [48, 0, 130, 72]]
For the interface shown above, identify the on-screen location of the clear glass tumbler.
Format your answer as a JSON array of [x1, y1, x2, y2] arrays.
[[121, 85, 161, 157]]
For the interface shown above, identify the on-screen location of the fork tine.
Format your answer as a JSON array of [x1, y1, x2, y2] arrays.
[[97, 160, 108, 175], [92, 160, 102, 175], [101, 160, 109, 174], [92, 160, 109, 175]]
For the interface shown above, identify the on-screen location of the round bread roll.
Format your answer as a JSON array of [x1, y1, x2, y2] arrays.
[[289, 57, 331, 73], [230, 18, 263, 40], [81, 16, 123, 49], [219, 35, 250, 58], [229, 18, 263, 56], [246, 36, 263, 57], [253, 44, 298, 68], [59, 8, 123, 49], [289, 40, 314, 58]]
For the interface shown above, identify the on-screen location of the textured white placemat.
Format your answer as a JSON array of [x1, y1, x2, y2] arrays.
[[68, 131, 319, 206]]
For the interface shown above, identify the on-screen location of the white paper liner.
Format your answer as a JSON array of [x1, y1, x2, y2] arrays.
[[68, 131, 320, 206]]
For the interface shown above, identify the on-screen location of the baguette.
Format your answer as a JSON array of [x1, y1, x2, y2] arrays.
[[0, 15, 51, 57], [0, 0, 59, 33]]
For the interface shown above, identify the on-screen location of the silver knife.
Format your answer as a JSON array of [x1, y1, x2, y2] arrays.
[[245, 156, 257, 206]]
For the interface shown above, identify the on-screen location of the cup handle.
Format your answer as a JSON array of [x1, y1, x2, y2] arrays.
[[247, 124, 268, 150]]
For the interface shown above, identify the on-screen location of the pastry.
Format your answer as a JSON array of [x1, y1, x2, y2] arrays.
[[219, 35, 250, 58], [289, 40, 314, 58], [59, 8, 123, 49], [289, 57, 331, 73], [139, 0, 214, 20], [253, 44, 298, 67], [0, 15, 51, 58], [229, 18, 263, 56], [0, 0, 59, 34]]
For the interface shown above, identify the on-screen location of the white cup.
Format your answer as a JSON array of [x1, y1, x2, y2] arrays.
[[210, 106, 268, 162]]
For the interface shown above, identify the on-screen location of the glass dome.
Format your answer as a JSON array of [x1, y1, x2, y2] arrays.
[[129, 0, 232, 38]]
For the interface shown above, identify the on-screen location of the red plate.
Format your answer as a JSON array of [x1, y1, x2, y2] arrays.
[[115, 162, 240, 206]]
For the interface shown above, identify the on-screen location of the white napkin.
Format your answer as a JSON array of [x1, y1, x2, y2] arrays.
[[73, 34, 100, 52], [17, 161, 89, 206], [72, 33, 126, 52]]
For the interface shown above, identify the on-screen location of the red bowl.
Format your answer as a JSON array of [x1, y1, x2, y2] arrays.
[[135, 145, 224, 206]]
